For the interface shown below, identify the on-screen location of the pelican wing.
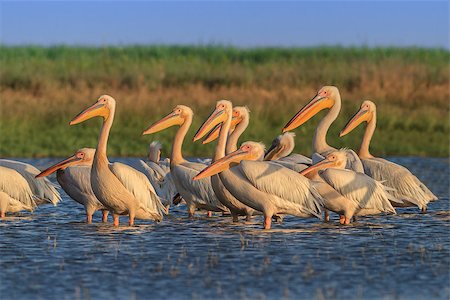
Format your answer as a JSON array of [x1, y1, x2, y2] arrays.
[[238, 161, 323, 217], [0, 159, 61, 205], [362, 158, 436, 208], [0, 166, 36, 210], [319, 168, 397, 214], [279, 154, 312, 165], [109, 162, 165, 217], [172, 162, 225, 209], [268, 161, 309, 173]]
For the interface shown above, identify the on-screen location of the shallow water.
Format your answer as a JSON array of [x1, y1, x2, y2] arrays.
[[1, 157, 449, 300]]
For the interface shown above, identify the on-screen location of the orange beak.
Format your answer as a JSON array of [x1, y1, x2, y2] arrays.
[[193, 148, 249, 180], [339, 108, 371, 137], [299, 159, 335, 176], [202, 116, 240, 144], [142, 112, 183, 135], [193, 108, 227, 142], [282, 94, 335, 133], [36, 155, 81, 178], [70, 102, 107, 125]]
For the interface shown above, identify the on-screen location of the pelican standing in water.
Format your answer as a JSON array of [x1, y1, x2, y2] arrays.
[[0, 166, 36, 218], [142, 105, 229, 217], [0, 159, 61, 206], [36, 148, 109, 223], [195, 142, 323, 229], [339, 100, 437, 211], [300, 150, 399, 224], [70, 95, 165, 226], [282, 86, 364, 172], [193, 101, 256, 222]]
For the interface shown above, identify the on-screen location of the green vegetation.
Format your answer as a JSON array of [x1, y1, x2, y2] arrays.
[[1, 46, 448, 157]]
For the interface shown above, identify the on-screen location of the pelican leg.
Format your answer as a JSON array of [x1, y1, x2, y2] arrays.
[[187, 204, 195, 218], [207, 211, 212, 218], [264, 215, 271, 230], [231, 213, 239, 222], [164, 205, 170, 215], [102, 210, 109, 222], [344, 216, 351, 225], [339, 215, 345, 225], [113, 214, 119, 227], [129, 212, 135, 226], [421, 206, 427, 213], [324, 210, 330, 222], [0, 211, 5, 218], [245, 214, 252, 222], [86, 214, 93, 224]]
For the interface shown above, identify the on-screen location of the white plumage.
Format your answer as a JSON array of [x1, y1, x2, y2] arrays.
[[0, 166, 36, 216]]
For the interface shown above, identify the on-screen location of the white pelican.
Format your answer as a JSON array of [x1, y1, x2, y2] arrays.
[[264, 132, 311, 172], [339, 100, 437, 211], [70, 95, 165, 226], [0, 159, 61, 206], [201, 106, 243, 145], [0, 166, 36, 217], [142, 105, 229, 217], [300, 150, 400, 224], [194, 142, 324, 229], [282, 86, 364, 172], [193, 101, 256, 222], [139, 141, 178, 212], [36, 148, 109, 223]]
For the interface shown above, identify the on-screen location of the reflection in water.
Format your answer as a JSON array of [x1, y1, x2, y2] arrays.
[[0, 157, 449, 299]]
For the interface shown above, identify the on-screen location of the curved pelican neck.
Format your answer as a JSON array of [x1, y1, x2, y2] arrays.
[[171, 113, 192, 165], [214, 110, 232, 162], [226, 116, 249, 154], [359, 112, 376, 159], [94, 106, 115, 164], [313, 96, 341, 154]]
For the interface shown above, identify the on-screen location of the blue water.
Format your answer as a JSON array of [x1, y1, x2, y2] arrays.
[[0, 157, 449, 300]]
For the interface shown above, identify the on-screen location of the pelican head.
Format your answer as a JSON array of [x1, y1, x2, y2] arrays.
[[36, 148, 96, 178], [300, 150, 347, 176], [264, 132, 296, 161], [282, 86, 339, 133], [70, 95, 115, 125], [202, 106, 249, 144], [339, 100, 376, 137], [194, 141, 265, 180], [142, 105, 193, 135], [193, 100, 233, 142]]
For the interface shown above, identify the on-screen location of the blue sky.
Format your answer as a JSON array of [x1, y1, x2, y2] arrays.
[[1, 1, 448, 48]]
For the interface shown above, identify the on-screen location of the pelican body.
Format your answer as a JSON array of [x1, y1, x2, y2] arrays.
[[70, 95, 164, 226], [301, 150, 399, 224], [36, 148, 109, 223], [0, 159, 61, 206], [0, 166, 36, 217], [194, 102, 256, 222], [282, 86, 364, 173], [339, 100, 437, 211], [195, 142, 323, 229], [142, 105, 228, 217]]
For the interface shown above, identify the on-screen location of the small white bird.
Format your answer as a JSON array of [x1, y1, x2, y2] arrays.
[[0, 166, 36, 217], [36, 148, 109, 223], [0, 159, 61, 206]]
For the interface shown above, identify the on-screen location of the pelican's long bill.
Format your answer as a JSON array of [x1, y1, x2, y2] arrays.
[[70, 102, 106, 125], [202, 116, 240, 144], [264, 143, 282, 161], [36, 155, 81, 178], [193, 108, 226, 142], [142, 112, 183, 135], [299, 158, 335, 176], [282, 94, 334, 133], [193, 148, 249, 180], [339, 108, 371, 137]]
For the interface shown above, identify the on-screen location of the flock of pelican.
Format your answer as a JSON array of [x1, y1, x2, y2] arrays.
[[0, 86, 438, 229]]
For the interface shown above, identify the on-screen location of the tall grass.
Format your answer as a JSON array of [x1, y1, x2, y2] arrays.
[[0, 46, 448, 157]]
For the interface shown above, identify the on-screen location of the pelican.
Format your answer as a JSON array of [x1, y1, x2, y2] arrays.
[[201, 106, 243, 145], [339, 100, 437, 211], [70, 95, 165, 226], [0, 159, 61, 206], [194, 142, 323, 229], [300, 150, 399, 224], [193, 101, 256, 222], [36, 148, 109, 223], [264, 132, 311, 172], [142, 105, 229, 217], [0, 166, 36, 217], [139, 141, 178, 212], [282, 86, 364, 172]]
